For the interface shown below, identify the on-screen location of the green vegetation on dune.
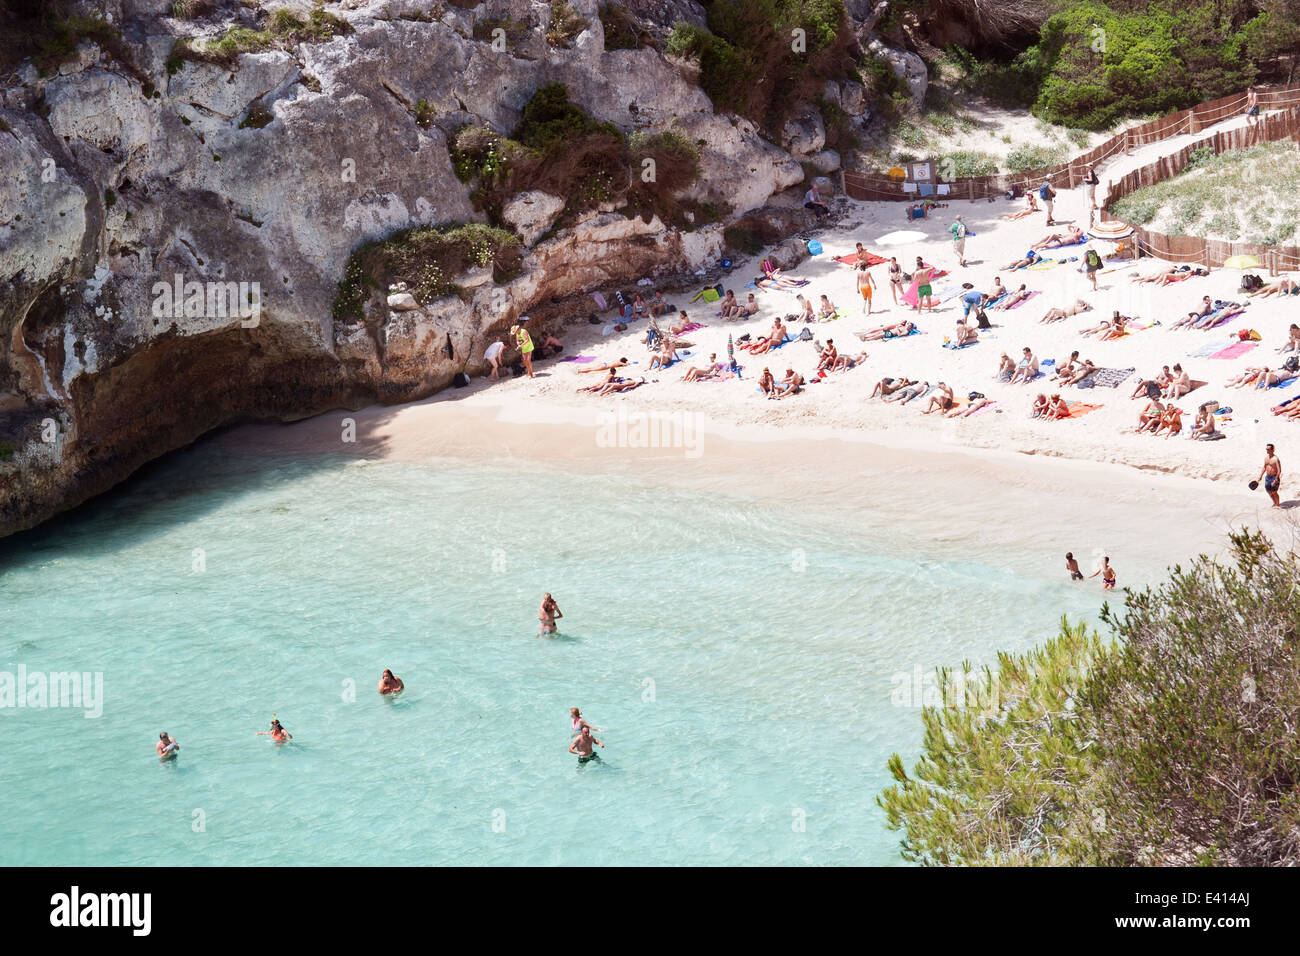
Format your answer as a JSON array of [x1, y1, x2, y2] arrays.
[[1110, 141, 1300, 244], [880, 530, 1300, 866]]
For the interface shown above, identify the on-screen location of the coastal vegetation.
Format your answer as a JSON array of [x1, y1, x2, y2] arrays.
[[332, 223, 523, 321], [451, 84, 702, 229], [1111, 141, 1300, 244], [168, 6, 352, 68], [880, 530, 1300, 866]]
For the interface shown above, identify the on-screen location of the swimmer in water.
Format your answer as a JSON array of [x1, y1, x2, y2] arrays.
[[568, 724, 604, 764], [156, 732, 179, 760], [538, 593, 562, 636], [570, 707, 600, 738], [377, 669, 404, 695], [257, 718, 292, 742], [1065, 552, 1083, 581]]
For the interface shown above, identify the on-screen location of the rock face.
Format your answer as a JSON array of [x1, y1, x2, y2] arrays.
[[867, 39, 928, 106], [0, 0, 810, 537]]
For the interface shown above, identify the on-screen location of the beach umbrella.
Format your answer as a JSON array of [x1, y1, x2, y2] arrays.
[[727, 332, 734, 367], [1224, 254, 1261, 269]]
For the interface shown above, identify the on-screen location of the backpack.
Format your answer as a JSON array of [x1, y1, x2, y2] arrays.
[[453, 371, 470, 388], [1146, 381, 1161, 400], [1285, 355, 1299, 373], [797, 327, 814, 342], [1039, 183, 1054, 200], [1085, 250, 1101, 268]]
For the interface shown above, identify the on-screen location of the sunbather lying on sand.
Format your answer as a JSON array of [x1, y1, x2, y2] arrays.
[[1031, 225, 1084, 250], [949, 395, 993, 417], [1080, 312, 1129, 337], [1002, 194, 1039, 220], [1060, 358, 1097, 386], [885, 380, 929, 404], [1002, 251, 1040, 271], [772, 368, 805, 398], [598, 376, 645, 395], [1230, 364, 1292, 388], [1170, 297, 1215, 329], [831, 350, 868, 372], [1250, 278, 1299, 298], [871, 376, 912, 398], [577, 357, 630, 374], [758, 265, 808, 289], [857, 320, 915, 341], [682, 353, 721, 382], [921, 382, 955, 414], [1132, 265, 1208, 284], [997, 284, 1031, 309], [1130, 366, 1172, 398], [1039, 298, 1091, 324], [1274, 398, 1300, 419]]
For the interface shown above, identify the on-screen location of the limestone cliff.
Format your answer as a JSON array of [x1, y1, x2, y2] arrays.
[[0, 0, 824, 537]]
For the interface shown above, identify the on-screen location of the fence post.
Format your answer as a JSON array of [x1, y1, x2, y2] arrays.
[[1124, 129, 1131, 156]]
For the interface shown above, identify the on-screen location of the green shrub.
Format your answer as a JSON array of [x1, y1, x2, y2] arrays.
[[625, 129, 703, 227], [173, 6, 352, 66], [723, 225, 765, 255], [944, 150, 999, 177], [881, 529, 1300, 866], [546, 1, 587, 48], [474, 15, 530, 43], [599, 4, 644, 50], [412, 99, 434, 129], [334, 223, 523, 321], [1004, 142, 1066, 174]]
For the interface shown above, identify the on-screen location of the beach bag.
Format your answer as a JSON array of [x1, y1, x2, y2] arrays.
[[700, 288, 720, 303], [968, 391, 985, 401], [807, 240, 823, 255], [453, 372, 470, 388], [974, 309, 991, 330], [1285, 355, 1300, 373], [797, 326, 813, 341], [1145, 381, 1161, 400]]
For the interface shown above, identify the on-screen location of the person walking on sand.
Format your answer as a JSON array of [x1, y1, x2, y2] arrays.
[[1089, 556, 1117, 591], [1040, 177, 1057, 226], [856, 262, 877, 315], [1083, 164, 1099, 210], [1083, 245, 1102, 291], [512, 322, 534, 378], [1246, 86, 1260, 128], [569, 724, 605, 764], [1065, 553, 1083, 581], [1256, 443, 1282, 508], [950, 215, 968, 267], [538, 592, 562, 635]]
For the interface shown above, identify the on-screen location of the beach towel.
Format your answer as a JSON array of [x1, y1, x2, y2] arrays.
[[1208, 341, 1258, 360], [1201, 307, 1245, 329], [1065, 401, 1104, 418], [918, 183, 935, 197], [1267, 376, 1298, 390], [1000, 290, 1042, 311], [942, 339, 978, 350], [1189, 338, 1236, 358], [1026, 258, 1066, 271], [901, 267, 950, 308], [1077, 367, 1135, 389], [970, 400, 999, 416], [835, 250, 889, 267], [879, 327, 923, 341], [560, 354, 598, 363], [675, 322, 706, 334]]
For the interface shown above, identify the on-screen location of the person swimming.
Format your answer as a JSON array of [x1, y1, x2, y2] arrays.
[[538, 593, 562, 636], [156, 732, 179, 761], [378, 669, 404, 695], [569, 724, 605, 764], [570, 707, 600, 739], [257, 717, 292, 742]]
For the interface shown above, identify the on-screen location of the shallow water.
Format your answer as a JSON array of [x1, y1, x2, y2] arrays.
[[0, 442, 1116, 865]]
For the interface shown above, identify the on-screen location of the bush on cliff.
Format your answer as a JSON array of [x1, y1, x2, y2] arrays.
[[171, 6, 352, 67], [666, 0, 855, 129], [880, 530, 1300, 866], [333, 223, 523, 321]]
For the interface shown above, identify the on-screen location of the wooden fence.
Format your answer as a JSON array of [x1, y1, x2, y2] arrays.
[[842, 84, 1300, 272], [843, 85, 1300, 203]]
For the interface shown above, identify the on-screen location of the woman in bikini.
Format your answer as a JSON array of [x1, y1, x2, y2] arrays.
[[856, 263, 877, 316], [570, 707, 599, 738], [758, 367, 775, 397], [257, 718, 292, 742], [857, 319, 914, 342], [888, 257, 904, 305], [539, 593, 562, 635], [997, 285, 1030, 310]]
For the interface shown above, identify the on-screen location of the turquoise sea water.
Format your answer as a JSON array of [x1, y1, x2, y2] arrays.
[[0, 439, 1107, 865]]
